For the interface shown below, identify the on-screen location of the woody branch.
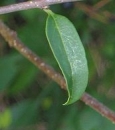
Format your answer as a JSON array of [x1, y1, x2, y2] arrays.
[[0, 20, 115, 123], [0, 0, 82, 14]]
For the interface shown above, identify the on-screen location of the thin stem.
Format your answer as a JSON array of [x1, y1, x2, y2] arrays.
[[0, 1, 44, 14], [0, 20, 66, 89], [81, 93, 115, 123], [75, 3, 108, 23], [0, 0, 82, 14], [0, 20, 115, 123], [93, 0, 111, 11], [76, 2, 115, 24]]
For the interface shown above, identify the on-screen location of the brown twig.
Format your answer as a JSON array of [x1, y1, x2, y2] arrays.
[[0, 0, 82, 14], [93, 0, 111, 11], [0, 20, 115, 123], [75, 3, 108, 23], [75, 0, 113, 24]]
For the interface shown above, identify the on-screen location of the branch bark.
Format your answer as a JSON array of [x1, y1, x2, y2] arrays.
[[0, 0, 82, 14], [0, 20, 115, 123]]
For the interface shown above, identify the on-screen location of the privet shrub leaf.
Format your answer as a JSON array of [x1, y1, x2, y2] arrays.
[[45, 10, 88, 105]]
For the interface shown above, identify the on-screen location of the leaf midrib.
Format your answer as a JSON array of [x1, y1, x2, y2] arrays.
[[51, 14, 74, 100]]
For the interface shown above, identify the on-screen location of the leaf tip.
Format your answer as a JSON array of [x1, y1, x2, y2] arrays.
[[63, 95, 74, 105]]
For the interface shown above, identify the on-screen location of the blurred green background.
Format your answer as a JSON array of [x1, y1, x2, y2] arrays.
[[0, 0, 115, 129]]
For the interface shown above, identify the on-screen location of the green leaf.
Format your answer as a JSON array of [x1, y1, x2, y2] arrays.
[[9, 85, 53, 129], [11, 100, 39, 127], [45, 10, 88, 105], [79, 108, 115, 130], [0, 54, 21, 91], [0, 109, 12, 129], [9, 63, 38, 95]]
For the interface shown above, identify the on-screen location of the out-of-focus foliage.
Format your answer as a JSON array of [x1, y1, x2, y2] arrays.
[[0, 0, 115, 129]]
